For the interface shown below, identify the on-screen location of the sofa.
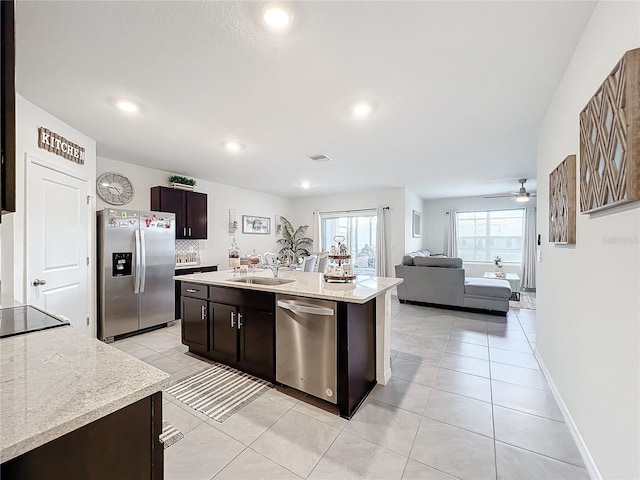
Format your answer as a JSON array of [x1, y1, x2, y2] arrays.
[[395, 250, 511, 315]]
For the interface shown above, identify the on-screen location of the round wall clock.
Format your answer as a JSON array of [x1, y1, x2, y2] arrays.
[[97, 172, 135, 205]]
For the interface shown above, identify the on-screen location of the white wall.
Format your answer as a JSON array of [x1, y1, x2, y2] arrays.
[[97, 157, 291, 268], [405, 189, 424, 254], [536, 2, 640, 478], [422, 195, 533, 278], [1, 96, 97, 316], [288, 188, 407, 275]]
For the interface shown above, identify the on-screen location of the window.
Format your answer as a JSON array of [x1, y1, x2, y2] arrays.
[[456, 209, 524, 263], [319, 210, 377, 275]]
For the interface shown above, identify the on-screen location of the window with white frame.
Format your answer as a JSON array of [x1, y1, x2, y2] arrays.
[[319, 210, 377, 275], [456, 209, 525, 263]]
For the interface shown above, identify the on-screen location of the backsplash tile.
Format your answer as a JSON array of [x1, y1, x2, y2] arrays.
[[176, 239, 200, 265]]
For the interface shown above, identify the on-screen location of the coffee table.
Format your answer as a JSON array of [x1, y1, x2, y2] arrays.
[[484, 272, 520, 301]]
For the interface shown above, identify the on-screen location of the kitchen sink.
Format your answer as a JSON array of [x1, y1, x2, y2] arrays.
[[227, 277, 295, 286]]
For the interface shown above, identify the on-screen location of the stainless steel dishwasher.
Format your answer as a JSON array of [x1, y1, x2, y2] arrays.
[[276, 294, 337, 404]]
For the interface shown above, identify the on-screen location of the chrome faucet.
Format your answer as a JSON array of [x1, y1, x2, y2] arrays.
[[264, 262, 280, 278]]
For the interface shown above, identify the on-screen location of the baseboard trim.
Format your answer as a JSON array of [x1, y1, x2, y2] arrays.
[[383, 367, 392, 385], [533, 346, 602, 480]]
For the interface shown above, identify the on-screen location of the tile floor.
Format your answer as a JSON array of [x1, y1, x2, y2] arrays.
[[112, 299, 589, 480]]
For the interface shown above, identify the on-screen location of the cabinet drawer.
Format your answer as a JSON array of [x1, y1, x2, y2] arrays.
[[181, 282, 208, 299], [209, 286, 274, 311]]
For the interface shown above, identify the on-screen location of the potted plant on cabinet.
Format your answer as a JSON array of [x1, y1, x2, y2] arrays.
[[276, 216, 313, 265], [168, 175, 196, 190]]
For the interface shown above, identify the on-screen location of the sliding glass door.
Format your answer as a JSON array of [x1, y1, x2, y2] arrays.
[[319, 210, 377, 276]]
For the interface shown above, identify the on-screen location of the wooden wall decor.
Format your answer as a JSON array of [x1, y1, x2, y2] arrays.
[[549, 155, 577, 244], [579, 48, 640, 213]]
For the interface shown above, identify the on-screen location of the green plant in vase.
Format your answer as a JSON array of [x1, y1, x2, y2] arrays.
[[168, 175, 196, 187], [276, 216, 312, 265]]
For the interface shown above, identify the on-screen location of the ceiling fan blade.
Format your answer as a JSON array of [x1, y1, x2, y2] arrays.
[[483, 194, 514, 199]]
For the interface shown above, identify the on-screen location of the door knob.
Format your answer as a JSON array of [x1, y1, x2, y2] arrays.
[[32, 279, 47, 286]]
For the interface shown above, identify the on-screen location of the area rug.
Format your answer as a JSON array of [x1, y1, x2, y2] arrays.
[[165, 363, 272, 422], [510, 291, 536, 310], [159, 421, 184, 449]]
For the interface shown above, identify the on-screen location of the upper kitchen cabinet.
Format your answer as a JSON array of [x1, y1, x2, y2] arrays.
[[150, 186, 207, 239], [1, 0, 16, 217]]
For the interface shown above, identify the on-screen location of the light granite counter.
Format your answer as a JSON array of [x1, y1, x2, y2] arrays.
[[176, 269, 402, 385], [0, 326, 170, 463], [174, 269, 402, 304]]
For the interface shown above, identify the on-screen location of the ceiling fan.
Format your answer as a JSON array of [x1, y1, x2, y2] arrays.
[[484, 179, 536, 203]]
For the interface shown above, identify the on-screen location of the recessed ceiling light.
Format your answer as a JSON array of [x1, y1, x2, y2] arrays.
[[352, 102, 373, 118], [263, 7, 291, 29], [224, 141, 245, 152], [115, 99, 140, 113], [300, 181, 311, 189]]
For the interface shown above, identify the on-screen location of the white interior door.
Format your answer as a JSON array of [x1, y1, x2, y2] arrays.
[[26, 156, 90, 335]]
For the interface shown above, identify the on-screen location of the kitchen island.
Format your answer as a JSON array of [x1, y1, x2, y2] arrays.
[[0, 324, 170, 479], [175, 269, 402, 418]]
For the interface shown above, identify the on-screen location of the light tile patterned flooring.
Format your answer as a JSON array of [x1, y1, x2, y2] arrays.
[[112, 299, 589, 480]]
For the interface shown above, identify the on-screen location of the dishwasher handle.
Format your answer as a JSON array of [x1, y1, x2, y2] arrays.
[[277, 300, 334, 316]]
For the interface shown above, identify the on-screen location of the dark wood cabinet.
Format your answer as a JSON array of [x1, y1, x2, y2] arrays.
[[180, 285, 276, 382], [1, 392, 163, 480], [238, 307, 275, 380], [151, 186, 207, 239], [209, 302, 275, 381], [210, 301, 237, 364], [184, 190, 207, 238], [181, 296, 209, 351], [1, 0, 16, 217], [175, 265, 218, 320]]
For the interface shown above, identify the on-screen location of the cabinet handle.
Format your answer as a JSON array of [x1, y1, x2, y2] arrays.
[[183, 227, 186, 236], [231, 311, 235, 328], [237, 313, 243, 329], [188, 227, 192, 237], [186, 288, 198, 293], [201, 305, 206, 320]]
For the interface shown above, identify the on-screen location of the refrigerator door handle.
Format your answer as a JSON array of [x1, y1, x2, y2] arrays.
[[134, 229, 141, 294], [140, 229, 147, 293]]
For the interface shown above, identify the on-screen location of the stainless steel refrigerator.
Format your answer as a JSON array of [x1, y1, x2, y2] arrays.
[[97, 208, 175, 341]]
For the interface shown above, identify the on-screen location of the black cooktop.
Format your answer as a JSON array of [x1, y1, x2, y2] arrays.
[[0, 305, 70, 338]]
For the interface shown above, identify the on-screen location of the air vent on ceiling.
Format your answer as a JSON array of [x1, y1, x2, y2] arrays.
[[309, 154, 332, 162]]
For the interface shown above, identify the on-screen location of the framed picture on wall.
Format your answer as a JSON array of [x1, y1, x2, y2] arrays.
[[242, 215, 271, 234], [412, 210, 421, 238]]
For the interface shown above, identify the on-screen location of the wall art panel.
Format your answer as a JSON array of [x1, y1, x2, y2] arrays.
[[549, 155, 576, 244], [579, 48, 640, 213]]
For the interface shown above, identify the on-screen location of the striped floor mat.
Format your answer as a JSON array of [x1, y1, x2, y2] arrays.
[[165, 364, 272, 423], [159, 421, 184, 449]]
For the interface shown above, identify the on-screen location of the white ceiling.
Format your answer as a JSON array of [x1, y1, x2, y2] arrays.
[[15, 1, 596, 199]]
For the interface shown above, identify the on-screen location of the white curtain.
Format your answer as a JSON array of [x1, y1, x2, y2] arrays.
[[311, 211, 321, 251], [446, 211, 458, 257], [521, 206, 537, 289], [376, 206, 388, 276]]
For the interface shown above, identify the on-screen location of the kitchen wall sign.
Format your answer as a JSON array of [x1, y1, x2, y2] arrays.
[[37, 127, 86, 164]]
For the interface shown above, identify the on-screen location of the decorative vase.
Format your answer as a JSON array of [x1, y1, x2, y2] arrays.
[[496, 265, 504, 276]]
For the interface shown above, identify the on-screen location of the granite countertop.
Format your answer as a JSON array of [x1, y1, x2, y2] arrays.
[[0, 326, 170, 463], [174, 269, 403, 304]]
